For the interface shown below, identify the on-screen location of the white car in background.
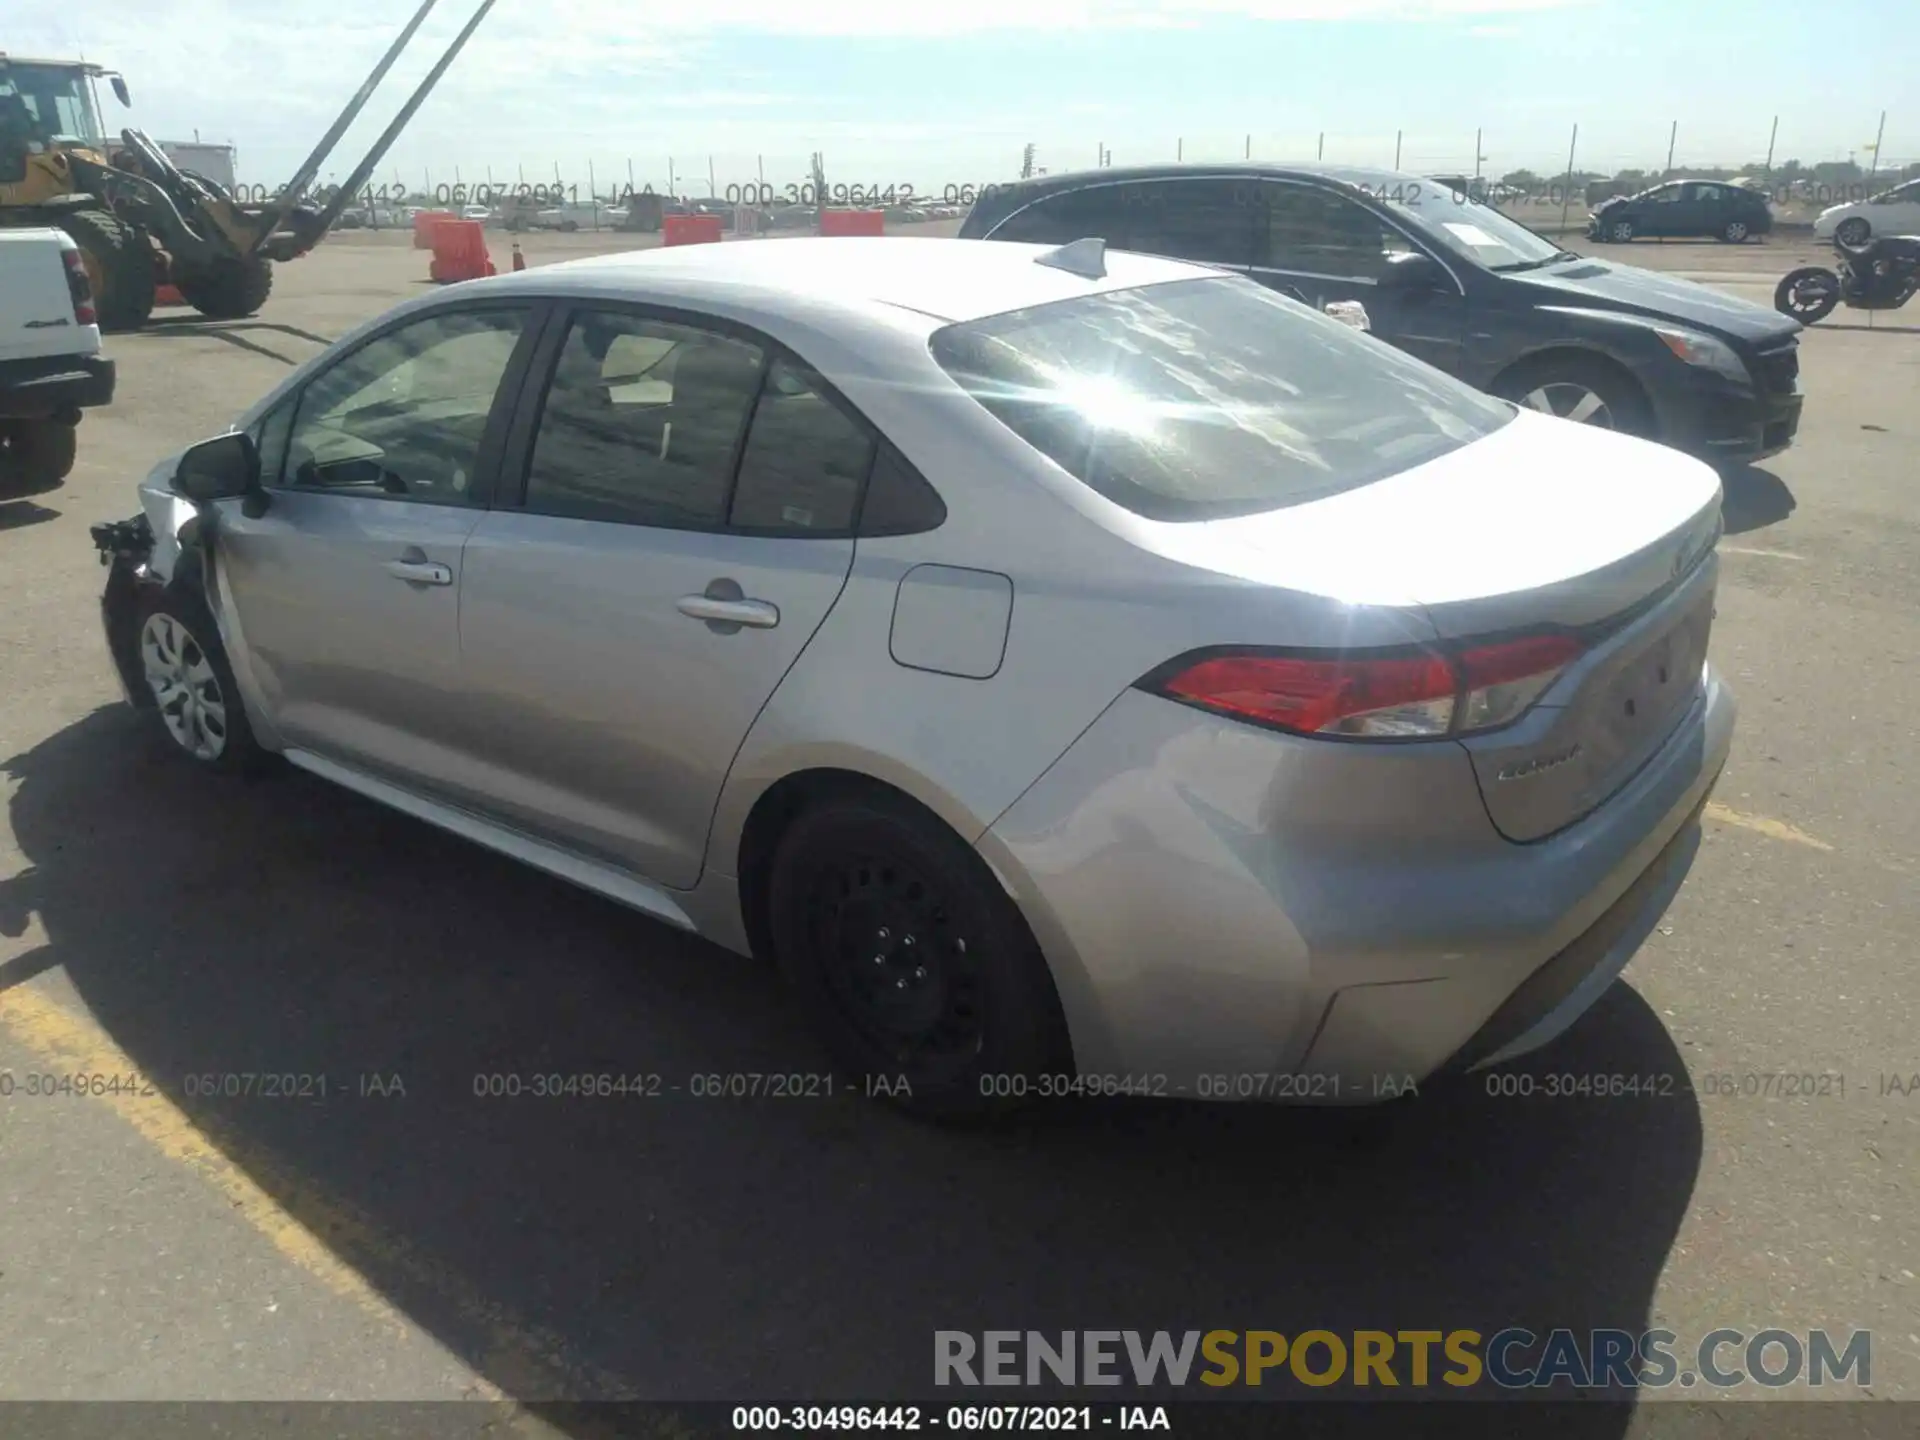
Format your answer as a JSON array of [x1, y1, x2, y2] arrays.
[[1813, 178, 1920, 246]]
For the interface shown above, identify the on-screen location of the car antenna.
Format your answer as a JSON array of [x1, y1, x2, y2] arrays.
[[1035, 237, 1107, 279]]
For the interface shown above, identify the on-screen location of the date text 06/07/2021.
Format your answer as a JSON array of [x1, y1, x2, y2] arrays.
[[729, 1405, 1171, 1432]]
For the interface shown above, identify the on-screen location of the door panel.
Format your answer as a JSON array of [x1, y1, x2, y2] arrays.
[[1251, 181, 1467, 375], [217, 493, 480, 774], [454, 309, 871, 888], [215, 304, 533, 781], [456, 520, 853, 886]]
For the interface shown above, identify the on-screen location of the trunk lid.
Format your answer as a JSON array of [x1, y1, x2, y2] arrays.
[[1154, 409, 1724, 840]]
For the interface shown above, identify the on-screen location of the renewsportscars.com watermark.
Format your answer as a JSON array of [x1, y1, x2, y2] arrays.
[[935, 1329, 1872, 1391]]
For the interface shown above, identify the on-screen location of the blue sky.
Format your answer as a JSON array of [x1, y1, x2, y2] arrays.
[[10, 0, 1913, 197]]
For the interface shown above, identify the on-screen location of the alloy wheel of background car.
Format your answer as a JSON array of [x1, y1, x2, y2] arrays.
[[141, 611, 230, 762], [1835, 217, 1871, 247], [1518, 382, 1616, 427], [1609, 219, 1634, 242], [765, 792, 1071, 1118], [1723, 220, 1749, 243]]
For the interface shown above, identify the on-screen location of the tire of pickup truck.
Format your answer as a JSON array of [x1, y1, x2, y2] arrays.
[[175, 256, 274, 321], [57, 208, 157, 333], [0, 419, 79, 496]]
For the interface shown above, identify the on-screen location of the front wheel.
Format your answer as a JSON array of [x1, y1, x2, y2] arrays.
[[1775, 267, 1841, 323], [765, 792, 1071, 1120], [1608, 218, 1635, 243], [174, 255, 274, 320], [1492, 356, 1653, 436], [1835, 217, 1871, 248], [133, 589, 266, 773]]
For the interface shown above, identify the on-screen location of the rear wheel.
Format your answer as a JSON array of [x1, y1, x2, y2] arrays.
[[0, 419, 78, 495], [765, 791, 1071, 1120], [1835, 217, 1871, 247], [55, 207, 156, 331], [174, 255, 274, 320], [1721, 218, 1750, 243], [1492, 355, 1653, 436]]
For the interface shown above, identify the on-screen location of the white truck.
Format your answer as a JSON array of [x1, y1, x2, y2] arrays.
[[0, 226, 115, 495]]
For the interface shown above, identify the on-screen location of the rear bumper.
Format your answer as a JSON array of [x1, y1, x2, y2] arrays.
[[0, 353, 116, 420], [979, 663, 1736, 1100]]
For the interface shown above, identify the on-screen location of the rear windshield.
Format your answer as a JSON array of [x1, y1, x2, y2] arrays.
[[929, 276, 1512, 522]]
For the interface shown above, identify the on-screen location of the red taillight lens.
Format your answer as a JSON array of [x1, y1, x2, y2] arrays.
[[62, 248, 97, 326], [1150, 633, 1583, 741]]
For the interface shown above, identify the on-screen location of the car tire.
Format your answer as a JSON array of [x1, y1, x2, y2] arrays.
[[1493, 355, 1654, 437], [1608, 218, 1635, 242], [56, 206, 158, 332], [0, 418, 78, 494], [131, 586, 267, 774], [1835, 217, 1871, 247], [765, 789, 1072, 1121], [1721, 219, 1750, 243]]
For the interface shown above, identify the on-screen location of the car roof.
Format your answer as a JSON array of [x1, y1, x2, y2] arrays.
[[479, 234, 1222, 325]]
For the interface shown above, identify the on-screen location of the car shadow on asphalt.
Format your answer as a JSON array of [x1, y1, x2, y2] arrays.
[[1719, 465, 1797, 535], [0, 498, 61, 531], [0, 707, 1704, 1429]]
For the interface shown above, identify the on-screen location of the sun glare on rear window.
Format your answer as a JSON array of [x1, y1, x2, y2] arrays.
[[929, 277, 1512, 522]]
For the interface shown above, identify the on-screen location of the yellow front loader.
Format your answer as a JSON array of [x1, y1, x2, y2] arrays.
[[0, 0, 497, 330]]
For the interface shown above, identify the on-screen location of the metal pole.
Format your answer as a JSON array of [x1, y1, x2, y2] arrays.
[[1764, 116, 1778, 177], [1177, 137, 1183, 162], [1474, 128, 1482, 181], [709, 155, 717, 197], [1317, 132, 1324, 161], [668, 156, 676, 200], [1665, 120, 1676, 178], [588, 158, 598, 228], [1394, 130, 1402, 170], [627, 157, 635, 197], [1559, 123, 1578, 234], [1868, 110, 1886, 179], [1245, 134, 1251, 159]]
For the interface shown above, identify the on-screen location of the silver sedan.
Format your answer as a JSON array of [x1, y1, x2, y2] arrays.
[[92, 235, 1735, 1118]]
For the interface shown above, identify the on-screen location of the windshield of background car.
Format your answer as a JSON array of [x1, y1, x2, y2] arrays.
[[929, 275, 1513, 523], [1383, 184, 1567, 268]]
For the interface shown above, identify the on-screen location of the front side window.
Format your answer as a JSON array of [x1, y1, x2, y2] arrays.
[[524, 310, 766, 528], [283, 306, 528, 506], [1258, 185, 1414, 280], [930, 276, 1510, 523]]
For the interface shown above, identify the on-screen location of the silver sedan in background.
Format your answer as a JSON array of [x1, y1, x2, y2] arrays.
[[92, 235, 1734, 1118]]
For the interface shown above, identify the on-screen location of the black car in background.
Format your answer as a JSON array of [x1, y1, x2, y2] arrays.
[[1589, 180, 1775, 244], [959, 163, 1803, 470]]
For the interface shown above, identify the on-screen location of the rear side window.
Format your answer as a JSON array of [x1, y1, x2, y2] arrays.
[[930, 276, 1512, 523], [727, 358, 874, 533], [524, 310, 766, 528], [991, 187, 1135, 246], [993, 181, 1256, 268]]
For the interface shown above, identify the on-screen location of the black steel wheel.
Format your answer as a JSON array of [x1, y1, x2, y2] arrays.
[[766, 791, 1070, 1119]]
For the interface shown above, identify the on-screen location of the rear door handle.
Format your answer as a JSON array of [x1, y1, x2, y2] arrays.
[[675, 595, 780, 628], [385, 558, 453, 586]]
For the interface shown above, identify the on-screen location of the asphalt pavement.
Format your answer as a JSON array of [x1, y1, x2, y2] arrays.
[[0, 226, 1914, 1427]]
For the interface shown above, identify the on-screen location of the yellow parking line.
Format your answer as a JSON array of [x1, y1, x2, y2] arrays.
[[1704, 801, 1833, 851], [0, 981, 633, 1404]]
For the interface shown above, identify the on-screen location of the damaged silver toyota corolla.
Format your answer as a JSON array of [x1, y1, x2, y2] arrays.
[[89, 235, 1735, 1119]]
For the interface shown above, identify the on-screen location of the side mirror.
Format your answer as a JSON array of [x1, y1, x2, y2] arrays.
[[172, 432, 260, 505], [110, 76, 132, 107], [1379, 251, 1445, 291]]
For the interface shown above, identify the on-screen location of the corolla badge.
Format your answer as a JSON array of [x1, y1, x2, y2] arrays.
[[1497, 743, 1583, 782]]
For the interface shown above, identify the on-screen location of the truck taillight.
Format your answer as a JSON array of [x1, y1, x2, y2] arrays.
[[1144, 633, 1585, 740], [62, 248, 98, 326]]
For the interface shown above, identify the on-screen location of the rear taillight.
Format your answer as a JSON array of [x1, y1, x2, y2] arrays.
[[1147, 633, 1584, 740], [62, 247, 97, 326]]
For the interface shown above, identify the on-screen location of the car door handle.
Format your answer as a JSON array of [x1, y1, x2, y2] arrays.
[[676, 595, 780, 628], [384, 559, 453, 586]]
